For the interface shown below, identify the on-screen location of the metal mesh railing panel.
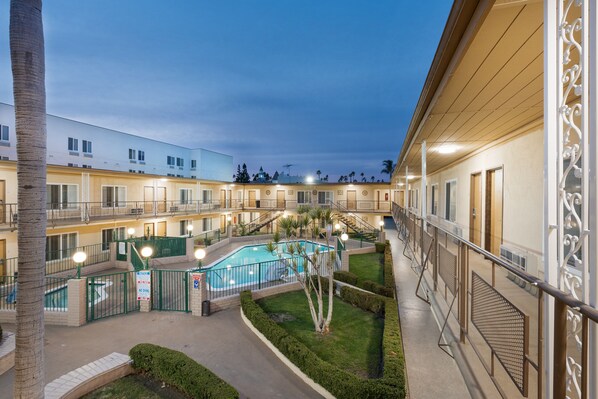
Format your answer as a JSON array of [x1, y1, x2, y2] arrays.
[[438, 244, 457, 295]]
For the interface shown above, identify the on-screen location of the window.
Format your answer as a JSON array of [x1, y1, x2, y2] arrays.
[[102, 185, 126, 207], [167, 156, 175, 166], [47, 184, 77, 209], [129, 149, 136, 161], [317, 191, 333, 205], [46, 232, 77, 261], [82, 140, 92, 154], [414, 189, 419, 209], [101, 227, 125, 250], [68, 137, 78, 152], [431, 184, 438, 216], [138, 170, 145, 174], [82, 164, 92, 169], [202, 218, 212, 231], [297, 191, 311, 204], [180, 188, 193, 204], [180, 220, 192, 236], [202, 189, 212, 204], [445, 180, 457, 222], [176, 157, 184, 168], [0, 125, 9, 141], [191, 160, 196, 169], [138, 150, 145, 162]]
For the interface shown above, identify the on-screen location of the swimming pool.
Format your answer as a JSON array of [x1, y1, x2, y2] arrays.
[[43, 282, 111, 310], [202, 240, 332, 290]]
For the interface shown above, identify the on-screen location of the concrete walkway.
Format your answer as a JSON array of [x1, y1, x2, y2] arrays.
[[385, 221, 471, 399], [0, 309, 322, 399]]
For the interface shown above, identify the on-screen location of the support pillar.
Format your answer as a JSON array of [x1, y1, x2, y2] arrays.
[[404, 166, 409, 209], [421, 140, 427, 220], [67, 278, 87, 327]]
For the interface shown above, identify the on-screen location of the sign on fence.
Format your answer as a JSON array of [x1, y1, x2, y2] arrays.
[[136, 270, 151, 300]]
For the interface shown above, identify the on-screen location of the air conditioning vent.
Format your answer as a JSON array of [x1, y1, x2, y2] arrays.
[[500, 245, 527, 272]]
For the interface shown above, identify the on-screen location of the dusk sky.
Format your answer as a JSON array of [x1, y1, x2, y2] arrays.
[[0, 1, 451, 181]]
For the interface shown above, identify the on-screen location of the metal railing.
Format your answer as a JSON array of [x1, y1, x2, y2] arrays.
[[127, 236, 187, 259], [193, 229, 223, 247], [130, 245, 145, 271], [392, 202, 598, 398], [0, 275, 69, 311]]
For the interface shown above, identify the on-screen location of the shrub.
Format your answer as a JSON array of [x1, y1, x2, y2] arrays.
[[240, 290, 402, 399], [375, 242, 386, 253], [333, 270, 359, 286], [361, 280, 394, 298], [129, 343, 239, 399], [339, 286, 385, 316], [384, 242, 395, 293]]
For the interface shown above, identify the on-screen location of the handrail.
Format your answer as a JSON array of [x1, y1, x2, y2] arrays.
[[328, 200, 378, 231]]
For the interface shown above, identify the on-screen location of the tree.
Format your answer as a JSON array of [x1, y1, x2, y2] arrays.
[[316, 170, 321, 181], [10, 0, 47, 396], [371, 176, 375, 182], [349, 171, 355, 182], [234, 163, 250, 183], [360, 172, 365, 182], [381, 159, 395, 175]]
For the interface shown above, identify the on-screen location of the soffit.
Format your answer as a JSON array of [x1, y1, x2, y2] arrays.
[[394, 0, 544, 182]]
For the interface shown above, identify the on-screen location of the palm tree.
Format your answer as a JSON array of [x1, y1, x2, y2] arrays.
[[381, 160, 395, 175], [371, 176, 375, 182], [10, 1, 47, 396], [316, 170, 321, 181]]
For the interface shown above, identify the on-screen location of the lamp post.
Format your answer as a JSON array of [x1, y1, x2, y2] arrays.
[[127, 227, 135, 239], [73, 251, 87, 278], [378, 220, 385, 231], [187, 224, 194, 238], [194, 248, 206, 268], [141, 246, 153, 270]]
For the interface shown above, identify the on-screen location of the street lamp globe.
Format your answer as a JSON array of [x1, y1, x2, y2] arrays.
[[341, 233, 349, 241], [141, 246, 153, 258], [127, 227, 135, 236], [72, 251, 87, 264], [334, 223, 341, 231], [194, 248, 206, 261]]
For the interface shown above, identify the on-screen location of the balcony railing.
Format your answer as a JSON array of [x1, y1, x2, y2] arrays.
[[392, 202, 598, 398]]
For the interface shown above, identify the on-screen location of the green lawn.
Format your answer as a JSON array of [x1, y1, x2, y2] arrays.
[[350, 252, 384, 285], [83, 374, 188, 399], [257, 290, 383, 378]]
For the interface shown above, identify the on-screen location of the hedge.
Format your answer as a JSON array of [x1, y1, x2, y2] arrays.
[[375, 242, 386, 253], [241, 290, 405, 399], [339, 285, 385, 316], [384, 241, 395, 293], [334, 251, 394, 298], [333, 270, 359, 286], [129, 343, 239, 399]]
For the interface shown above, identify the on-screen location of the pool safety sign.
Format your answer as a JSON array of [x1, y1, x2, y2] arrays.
[[136, 270, 151, 301], [192, 273, 202, 290]]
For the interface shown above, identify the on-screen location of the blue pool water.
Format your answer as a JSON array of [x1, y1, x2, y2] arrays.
[[204, 241, 332, 290], [43, 283, 108, 309]]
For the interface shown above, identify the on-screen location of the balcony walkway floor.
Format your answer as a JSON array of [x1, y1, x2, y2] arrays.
[[386, 221, 471, 399]]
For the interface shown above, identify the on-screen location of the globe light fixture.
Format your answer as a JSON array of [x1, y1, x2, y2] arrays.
[[341, 233, 349, 241], [141, 246, 153, 269], [194, 248, 206, 268], [127, 227, 135, 238], [72, 251, 87, 278], [187, 224, 194, 237]]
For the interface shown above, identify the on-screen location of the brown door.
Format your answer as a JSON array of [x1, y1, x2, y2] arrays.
[[347, 190, 356, 210], [157, 221, 167, 237], [156, 187, 167, 213], [144, 186, 154, 213], [228, 189, 232, 208], [220, 215, 226, 233], [277, 190, 285, 208], [469, 173, 482, 246], [248, 190, 256, 207], [0, 180, 5, 224], [143, 222, 155, 238], [376, 191, 380, 210], [0, 239, 5, 278], [220, 189, 226, 208], [485, 168, 503, 256]]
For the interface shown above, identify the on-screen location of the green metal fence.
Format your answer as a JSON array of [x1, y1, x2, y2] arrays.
[[0, 276, 69, 311], [120, 236, 187, 259], [87, 271, 139, 322], [193, 229, 222, 247], [152, 270, 190, 312], [131, 246, 145, 271]]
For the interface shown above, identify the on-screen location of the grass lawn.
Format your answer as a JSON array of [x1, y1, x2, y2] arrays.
[[350, 252, 384, 285], [83, 374, 189, 399], [257, 290, 383, 378]]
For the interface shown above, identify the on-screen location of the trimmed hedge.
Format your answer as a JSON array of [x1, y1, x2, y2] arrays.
[[130, 343, 239, 399], [375, 242, 386, 253], [339, 286, 385, 316], [335, 256, 394, 298], [241, 290, 405, 398], [384, 241, 395, 293], [361, 280, 394, 298], [334, 270, 359, 286]]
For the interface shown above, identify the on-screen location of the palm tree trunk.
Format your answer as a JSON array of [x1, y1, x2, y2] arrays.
[[10, 0, 47, 397]]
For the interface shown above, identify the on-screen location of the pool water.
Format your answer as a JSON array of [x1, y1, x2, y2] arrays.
[[43, 282, 109, 309], [204, 240, 332, 290]]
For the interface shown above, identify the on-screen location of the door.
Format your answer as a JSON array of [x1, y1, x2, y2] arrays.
[[157, 221, 167, 237], [394, 190, 404, 207], [469, 173, 482, 246], [248, 190, 256, 207], [220, 215, 226, 233], [220, 189, 226, 209], [376, 191, 380, 210], [277, 190, 285, 208], [347, 190, 356, 210], [0, 180, 5, 224], [143, 222, 155, 238], [485, 168, 503, 256], [156, 187, 167, 213], [144, 186, 154, 213]]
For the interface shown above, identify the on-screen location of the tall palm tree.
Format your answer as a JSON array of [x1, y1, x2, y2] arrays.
[[360, 172, 365, 182], [349, 171, 355, 182], [316, 170, 321, 181], [10, 0, 47, 397], [381, 160, 395, 175]]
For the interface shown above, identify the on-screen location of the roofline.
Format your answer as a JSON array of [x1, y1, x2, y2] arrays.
[[394, 0, 493, 179]]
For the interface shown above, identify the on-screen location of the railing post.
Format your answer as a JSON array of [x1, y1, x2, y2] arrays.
[[433, 225, 438, 291], [553, 298, 567, 398], [458, 241, 468, 344], [258, 263, 262, 290]]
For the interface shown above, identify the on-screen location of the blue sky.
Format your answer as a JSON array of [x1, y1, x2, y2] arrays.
[[0, 0, 451, 181]]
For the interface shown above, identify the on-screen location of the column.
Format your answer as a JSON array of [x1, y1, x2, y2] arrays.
[[67, 278, 87, 327], [404, 166, 409, 209], [421, 140, 427, 220]]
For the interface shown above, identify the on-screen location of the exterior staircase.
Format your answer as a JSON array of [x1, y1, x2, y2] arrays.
[[247, 211, 282, 234], [327, 200, 379, 241]]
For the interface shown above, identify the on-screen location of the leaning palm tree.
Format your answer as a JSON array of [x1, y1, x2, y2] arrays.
[[381, 160, 395, 175], [10, 0, 47, 397]]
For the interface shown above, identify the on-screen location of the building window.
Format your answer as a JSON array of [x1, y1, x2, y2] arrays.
[[102, 185, 126, 208], [431, 184, 438, 216], [317, 191, 333, 205], [191, 160, 196, 169], [176, 157, 184, 168], [101, 227, 125, 250], [82, 140, 92, 154], [202, 218, 212, 231], [138, 150, 145, 162], [445, 180, 457, 222], [0, 125, 9, 141], [180, 220, 191, 236], [46, 233, 77, 261], [167, 156, 175, 166], [129, 149, 136, 161], [202, 189, 212, 204], [297, 191, 311, 204], [180, 188, 192, 204], [68, 137, 78, 152], [47, 184, 78, 209]]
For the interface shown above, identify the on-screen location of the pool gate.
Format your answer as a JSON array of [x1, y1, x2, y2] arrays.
[[152, 269, 190, 312], [86, 271, 139, 322]]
